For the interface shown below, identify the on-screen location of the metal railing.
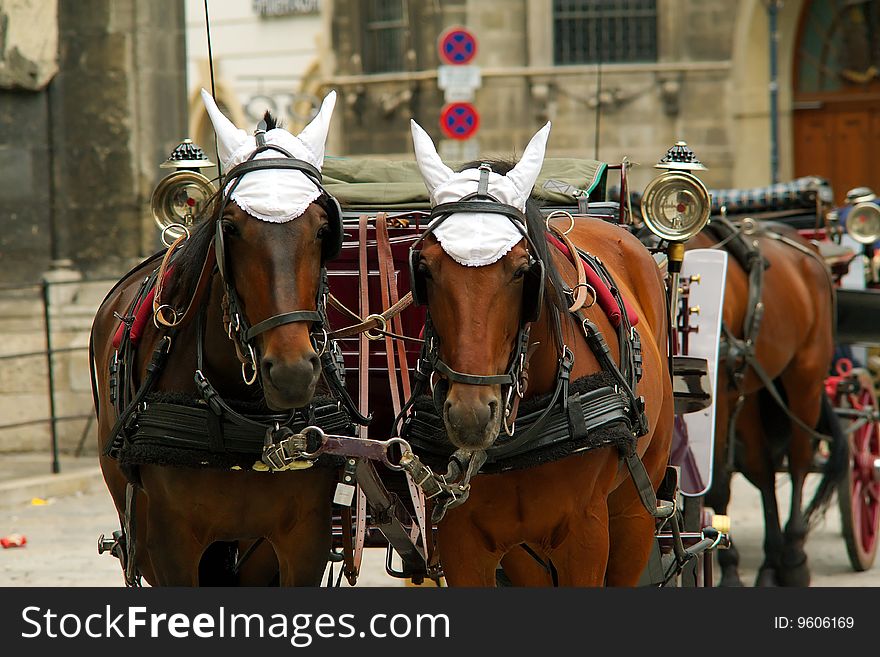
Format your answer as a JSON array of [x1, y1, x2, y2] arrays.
[[0, 277, 117, 474]]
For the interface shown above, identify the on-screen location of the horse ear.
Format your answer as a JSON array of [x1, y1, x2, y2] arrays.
[[200, 88, 248, 168], [411, 119, 454, 195], [506, 122, 552, 201], [296, 90, 337, 169]]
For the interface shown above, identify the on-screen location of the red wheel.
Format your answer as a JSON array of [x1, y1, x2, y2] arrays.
[[838, 370, 880, 572]]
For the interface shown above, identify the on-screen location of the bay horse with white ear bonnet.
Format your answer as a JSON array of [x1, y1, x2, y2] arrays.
[[401, 120, 673, 586], [90, 89, 357, 586]]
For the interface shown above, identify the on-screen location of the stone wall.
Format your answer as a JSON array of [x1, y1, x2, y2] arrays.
[[0, 0, 188, 454]]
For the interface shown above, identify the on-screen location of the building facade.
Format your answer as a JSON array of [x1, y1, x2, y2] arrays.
[[185, 0, 326, 172], [319, 0, 880, 200]]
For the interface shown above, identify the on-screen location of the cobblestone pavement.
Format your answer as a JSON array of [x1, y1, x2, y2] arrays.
[[1, 472, 877, 586]]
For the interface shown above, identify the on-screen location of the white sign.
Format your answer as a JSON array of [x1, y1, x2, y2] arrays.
[[253, 0, 320, 17], [438, 65, 481, 91], [438, 65, 481, 102], [676, 249, 728, 497]]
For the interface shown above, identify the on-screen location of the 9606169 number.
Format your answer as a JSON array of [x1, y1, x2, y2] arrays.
[[798, 617, 854, 629]]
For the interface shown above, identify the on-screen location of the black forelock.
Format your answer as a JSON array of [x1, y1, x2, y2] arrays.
[[262, 110, 280, 130]]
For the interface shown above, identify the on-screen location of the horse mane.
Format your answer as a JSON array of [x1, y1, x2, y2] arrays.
[[458, 159, 568, 313]]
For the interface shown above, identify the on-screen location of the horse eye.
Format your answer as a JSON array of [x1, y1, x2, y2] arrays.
[[513, 267, 528, 280], [317, 224, 330, 239], [417, 262, 432, 279], [221, 220, 239, 236]]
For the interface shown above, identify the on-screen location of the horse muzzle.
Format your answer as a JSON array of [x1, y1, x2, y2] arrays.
[[260, 352, 320, 410], [442, 385, 502, 450]]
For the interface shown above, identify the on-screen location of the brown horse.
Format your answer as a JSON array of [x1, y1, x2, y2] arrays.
[[90, 94, 344, 585], [406, 122, 672, 586], [690, 222, 847, 586]]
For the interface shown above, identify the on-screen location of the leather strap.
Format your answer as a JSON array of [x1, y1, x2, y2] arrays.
[[340, 214, 372, 585], [375, 214, 429, 559], [224, 157, 322, 185], [244, 310, 323, 341], [548, 226, 591, 312], [432, 359, 515, 386], [153, 237, 218, 330], [429, 201, 526, 227], [327, 292, 415, 341]]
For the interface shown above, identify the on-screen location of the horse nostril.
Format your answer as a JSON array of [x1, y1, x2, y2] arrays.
[[488, 400, 498, 421]]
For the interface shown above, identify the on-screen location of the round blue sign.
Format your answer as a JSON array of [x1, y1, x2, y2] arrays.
[[440, 102, 480, 140], [439, 27, 477, 65]]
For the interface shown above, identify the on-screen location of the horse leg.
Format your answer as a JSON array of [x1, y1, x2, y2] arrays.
[[144, 510, 204, 586], [498, 546, 554, 586], [269, 505, 333, 587], [776, 371, 824, 587], [606, 386, 673, 587], [705, 390, 744, 586], [435, 521, 501, 587], [549, 497, 611, 587], [604, 484, 655, 587], [737, 395, 785, 586]]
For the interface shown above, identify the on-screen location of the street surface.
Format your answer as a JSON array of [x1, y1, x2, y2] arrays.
[[1, 473, 877, 586]]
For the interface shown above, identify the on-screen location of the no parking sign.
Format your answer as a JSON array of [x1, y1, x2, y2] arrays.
[[438, 27, 477, 65], [439, 102, 480, 141]]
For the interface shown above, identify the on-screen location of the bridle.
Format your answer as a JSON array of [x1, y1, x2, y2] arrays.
[[407, 163, 547, 433], [214, 129, 344, 385]]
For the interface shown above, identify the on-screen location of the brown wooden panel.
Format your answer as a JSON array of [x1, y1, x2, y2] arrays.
[[832, 111, 871, 203], [794, 110, 831, 181], [870, 110, 880, 194]]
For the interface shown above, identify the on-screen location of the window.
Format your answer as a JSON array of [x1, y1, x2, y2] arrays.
[[362, 0, 408, 73], [796, 0, 880, 94], [553, 0, 658, 65]]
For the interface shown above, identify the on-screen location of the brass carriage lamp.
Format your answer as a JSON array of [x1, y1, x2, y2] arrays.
[[641, 142, 711, 327], [150, 139, 216, 243], [844, 187, 880, 246], [641, 141, 711, 274]]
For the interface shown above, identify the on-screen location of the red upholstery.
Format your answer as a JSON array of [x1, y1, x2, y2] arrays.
[[546, 233, 640, 328]]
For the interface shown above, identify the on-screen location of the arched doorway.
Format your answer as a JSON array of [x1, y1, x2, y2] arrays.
[[793, 0, 880, 203]]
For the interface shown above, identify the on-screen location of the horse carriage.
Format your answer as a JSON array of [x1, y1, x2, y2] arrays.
[[92, 91, 731, 587], [697, 176, 880, 581]]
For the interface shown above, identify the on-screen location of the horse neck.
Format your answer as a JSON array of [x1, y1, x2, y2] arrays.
[[150, 274, 250, 399], [523, 284, 617, 400]]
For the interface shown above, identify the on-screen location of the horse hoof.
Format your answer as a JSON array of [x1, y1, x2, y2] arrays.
[[778, 564, 811, 587], [719, 573, 744, 587], [755, 567, 779, 587]]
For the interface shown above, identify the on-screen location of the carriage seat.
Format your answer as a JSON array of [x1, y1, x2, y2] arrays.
[[710, 176, 834, 216]]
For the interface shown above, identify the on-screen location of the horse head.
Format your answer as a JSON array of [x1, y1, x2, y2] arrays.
[[198, 89, 339, 410], [410, 120, 556, 450]]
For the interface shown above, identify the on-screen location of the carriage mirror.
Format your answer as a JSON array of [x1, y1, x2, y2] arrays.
[[150, 139, 216, 240], [846, 201, 880, 245]]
